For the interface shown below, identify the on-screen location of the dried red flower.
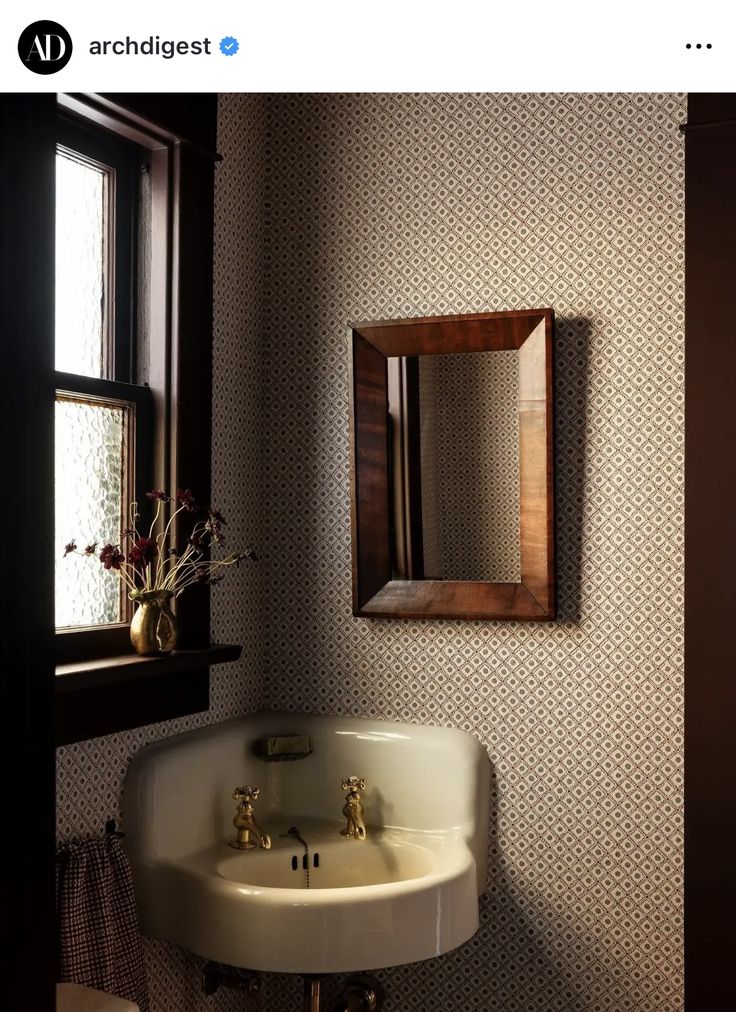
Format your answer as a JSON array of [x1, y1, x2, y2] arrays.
[[65, 488, 254, 598], [128, 537, 158, 571], [99, 544, 125, 570], [175, 489, 198, 511]]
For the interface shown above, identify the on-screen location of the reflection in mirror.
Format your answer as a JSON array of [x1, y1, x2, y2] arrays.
[[426, 351, 518, 582], [388, 351, 522, 584]]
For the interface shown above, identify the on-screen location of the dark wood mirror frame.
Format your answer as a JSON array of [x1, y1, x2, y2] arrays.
[[349, 309, 555, 621]]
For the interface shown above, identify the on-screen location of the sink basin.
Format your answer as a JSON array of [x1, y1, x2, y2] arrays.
[[216, 824, 437, 889], [123, 712, 490, 974]]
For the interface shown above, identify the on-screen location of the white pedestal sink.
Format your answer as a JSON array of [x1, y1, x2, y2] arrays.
[[123, 712, 490, 974]]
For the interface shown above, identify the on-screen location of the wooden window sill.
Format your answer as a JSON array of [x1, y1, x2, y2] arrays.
[[55, 643, 242, 746], [56, 643, 242, 692]]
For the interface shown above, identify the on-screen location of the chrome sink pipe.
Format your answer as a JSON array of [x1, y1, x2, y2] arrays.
[[302, 974, 384, 1012]]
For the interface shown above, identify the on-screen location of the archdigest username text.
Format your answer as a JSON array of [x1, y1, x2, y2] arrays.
[[89, 36, 212, 58]]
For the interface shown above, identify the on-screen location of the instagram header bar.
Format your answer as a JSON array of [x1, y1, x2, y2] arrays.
[[1, 2, 733, 91]]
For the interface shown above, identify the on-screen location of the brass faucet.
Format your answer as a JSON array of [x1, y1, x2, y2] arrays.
[[340, 776, 367, 841], [230, 786, 272, 850]]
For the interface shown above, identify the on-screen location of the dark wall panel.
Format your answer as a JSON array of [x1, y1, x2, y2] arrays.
[[684, 91, 736, 1006], [0, 94, 57, 1012]]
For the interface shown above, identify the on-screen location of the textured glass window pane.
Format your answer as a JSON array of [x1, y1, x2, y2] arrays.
[[55, 398, 126, 628], [55, 150, 107, 377]]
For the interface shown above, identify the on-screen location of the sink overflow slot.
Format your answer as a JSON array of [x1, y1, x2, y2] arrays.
[[289, 853, 319, 871], [281, 827, 311, 887]]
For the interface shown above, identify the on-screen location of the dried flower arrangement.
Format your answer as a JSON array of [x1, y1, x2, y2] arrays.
[[64, 488, 255, 601]]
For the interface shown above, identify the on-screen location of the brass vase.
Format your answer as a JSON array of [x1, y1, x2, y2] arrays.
[[130, 590, 177, 656]]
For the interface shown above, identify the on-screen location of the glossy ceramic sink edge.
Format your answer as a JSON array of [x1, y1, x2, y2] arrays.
[[139, 838, 479, 973], [123, 711, 490, 974]]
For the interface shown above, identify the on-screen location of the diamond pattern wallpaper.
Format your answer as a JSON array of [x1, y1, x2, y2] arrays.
[[56, 92, 684, 1012]]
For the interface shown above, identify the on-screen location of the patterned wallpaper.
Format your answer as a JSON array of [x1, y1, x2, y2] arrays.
[[56, 92, 684, 1012], [418, 350, 521, 581], [257, 92, 684, 1012]]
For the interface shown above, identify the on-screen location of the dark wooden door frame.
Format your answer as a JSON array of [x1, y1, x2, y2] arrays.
[[1, 93, 57, 1012], [684, 92, 736, 1007]]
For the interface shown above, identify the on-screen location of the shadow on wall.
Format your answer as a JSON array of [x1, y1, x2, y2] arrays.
[[359, 760, 644, 1012], [554, 315, 593, 625], [143, 939, 253, 1012]]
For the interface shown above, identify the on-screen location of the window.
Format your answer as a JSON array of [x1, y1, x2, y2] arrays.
[[54, 117, 152, 633], [52, 93, 224, 746]]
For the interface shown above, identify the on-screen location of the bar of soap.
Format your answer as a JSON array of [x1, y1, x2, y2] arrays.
[[254, 735, 312, 759]]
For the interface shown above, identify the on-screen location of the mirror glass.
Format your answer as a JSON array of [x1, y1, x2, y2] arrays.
[[388, 350, 521, 584], [420, 350, 520, 582]]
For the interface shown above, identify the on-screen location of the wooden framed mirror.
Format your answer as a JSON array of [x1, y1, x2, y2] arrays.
[[348, 309, 555, 620]]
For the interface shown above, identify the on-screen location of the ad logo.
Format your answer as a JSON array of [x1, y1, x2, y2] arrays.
[[18, 20, 73, 74]]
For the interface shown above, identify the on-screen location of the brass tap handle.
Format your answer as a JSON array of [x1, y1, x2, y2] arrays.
[[231, 785, 271, 851], [233, 785, 260, 802], [340, 776, 367, 841], [341, 777, 366, 792]]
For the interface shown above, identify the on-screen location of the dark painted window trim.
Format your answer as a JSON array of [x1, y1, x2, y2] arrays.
[[55, 644, 242, 745]]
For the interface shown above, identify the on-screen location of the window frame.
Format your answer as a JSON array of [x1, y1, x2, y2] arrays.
[[54, 113, 153, 650], [53, 94, 229, 744]]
